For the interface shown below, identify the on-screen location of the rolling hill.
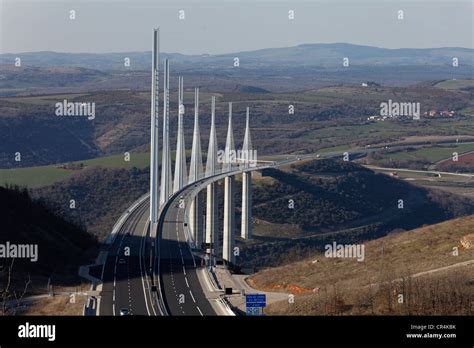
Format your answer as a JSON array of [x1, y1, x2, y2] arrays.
[[237, 159, 474, 269], [248, 214, 474, 315], [1, 44, 472, 70]]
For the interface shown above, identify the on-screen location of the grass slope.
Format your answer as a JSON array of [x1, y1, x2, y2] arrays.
[[249, 215, 474, 315]]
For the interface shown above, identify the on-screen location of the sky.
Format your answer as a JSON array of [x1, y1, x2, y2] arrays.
[[0, 0, 472, 55]]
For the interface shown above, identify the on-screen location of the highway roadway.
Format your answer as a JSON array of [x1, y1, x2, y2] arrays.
[[158, 198, 216, 315], [97, 156, 324, 316], [98, 187, 218, 316], [97, 140, 471, 316], [99, 200, 158, 316]]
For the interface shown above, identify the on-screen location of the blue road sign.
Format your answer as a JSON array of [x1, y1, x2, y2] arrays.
[[246, 302, 266, 308], [246, 294, 266, 304], [246, 307, 262, 316], [246, 294, 266, 316]]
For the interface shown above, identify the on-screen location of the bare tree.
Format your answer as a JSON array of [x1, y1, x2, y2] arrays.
[[0, 259, 31, 316]]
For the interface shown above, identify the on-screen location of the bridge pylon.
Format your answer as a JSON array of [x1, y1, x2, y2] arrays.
[[173, 76, 187, 193], [205, 96, 219, 258], [149, 28, 160, 225], [189, 88, 204, 247], [241, 107, 253, 240], [223, 102, 236, 264], [160, 59, 172, 206]]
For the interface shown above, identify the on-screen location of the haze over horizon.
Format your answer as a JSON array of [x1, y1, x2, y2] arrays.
[[1, 0, 472, 55], [2, 41, 474, 56]]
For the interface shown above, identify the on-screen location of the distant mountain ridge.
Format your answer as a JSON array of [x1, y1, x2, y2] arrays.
[[1, 43, 472, 70]]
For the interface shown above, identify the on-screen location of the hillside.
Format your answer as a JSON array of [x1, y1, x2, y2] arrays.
[[33, 166, 150, 240], [237, 159, 474, 268], [0, 186, 97, 292], [1, 83, 472, 170], [248, 214, 474, 315], [24, 158, 474, 252], [0, 65, 107, 90], [1, 44, 472, 70]]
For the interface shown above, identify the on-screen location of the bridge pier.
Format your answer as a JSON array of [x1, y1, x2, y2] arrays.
[[189, 194, 203, 248], [206, 182, 218, 255], [241, 171, 252, 239], [223, 176, 235, 264]]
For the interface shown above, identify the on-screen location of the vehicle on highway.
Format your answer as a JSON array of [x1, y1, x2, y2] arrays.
[[119, 308, 130, 316]]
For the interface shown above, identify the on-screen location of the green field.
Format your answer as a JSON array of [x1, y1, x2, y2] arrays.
[[75, 152, 150, 169], [317, 144, 353, 154], [304, 121, 407, 143], [382, 143, 474, 163], [434, 79, 474, 90], [303, 118, 474, 152], [2, 93, 91, 105], [0, 152, 151, 188]]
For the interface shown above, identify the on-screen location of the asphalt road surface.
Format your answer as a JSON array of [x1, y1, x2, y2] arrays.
[[100, 201, 158, 316], [159, 198, 216, 316]]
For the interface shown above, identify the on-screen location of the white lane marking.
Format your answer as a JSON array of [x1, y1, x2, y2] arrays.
[[175, 210, 196, 268], [110, 199, 145, 317], [113, 273, 117, 316], [197, 306, 203, 316], [189, 290, 196, 303], [142, 217, 158, 316], [183, 266, 186, 275], [185, 277, 189, 287], [139, 218, 152, 316]]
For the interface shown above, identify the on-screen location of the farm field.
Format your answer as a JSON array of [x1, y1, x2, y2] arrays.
[[0, 151, 150, 188], [434, 79, 474, 90], [437, 151, 474, 169], [379, 143, 474, 163]]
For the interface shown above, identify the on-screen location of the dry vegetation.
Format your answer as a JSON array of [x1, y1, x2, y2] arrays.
[[249, 215, 474, 315], [23, 295, 86, 316], [263, 268, 473, 315]]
